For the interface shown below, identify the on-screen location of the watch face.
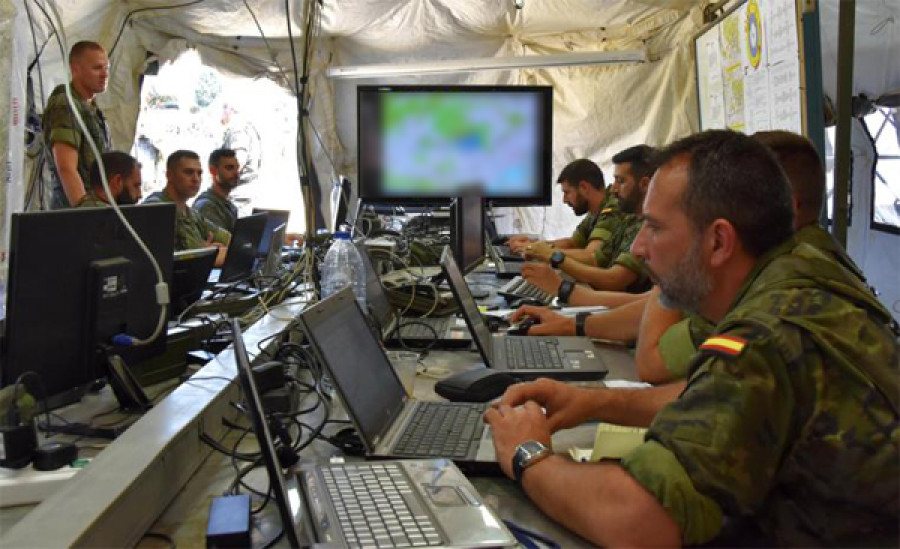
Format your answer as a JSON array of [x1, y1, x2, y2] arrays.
[[551, 251, 564, 265]]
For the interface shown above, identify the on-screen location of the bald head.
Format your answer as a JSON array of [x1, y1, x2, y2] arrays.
[[753, 131, 825, 228]]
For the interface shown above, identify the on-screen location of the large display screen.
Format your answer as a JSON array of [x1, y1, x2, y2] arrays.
[[358, 85, 553, 205]]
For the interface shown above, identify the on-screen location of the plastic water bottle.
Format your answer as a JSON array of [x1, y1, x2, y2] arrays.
[[330, 178, 343, 232], [319, 231, 366, 310]]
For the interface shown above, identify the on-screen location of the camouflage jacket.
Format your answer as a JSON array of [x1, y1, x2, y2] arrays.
[[622, 239, 899, 546], [74, 190, 109, 208], [571, 193, 621, 266], [795, 223, 867, 284], [192, 188, 237, 232], [42, 84, 111, 198], [143, 189, 230, 251], [609, 213, 650, 292]]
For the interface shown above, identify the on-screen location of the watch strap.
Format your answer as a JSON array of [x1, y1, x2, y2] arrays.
[[549, 250, 565, 268], [512, 441, 552, 483], [575, 312, 589, 337], [557, 279, 575, 304]]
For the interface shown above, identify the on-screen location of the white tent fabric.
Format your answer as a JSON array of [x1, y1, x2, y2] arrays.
[[1, 0, 898, 314]]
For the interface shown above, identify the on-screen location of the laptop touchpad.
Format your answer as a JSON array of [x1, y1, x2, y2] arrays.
[[421, 485, 466, 506]]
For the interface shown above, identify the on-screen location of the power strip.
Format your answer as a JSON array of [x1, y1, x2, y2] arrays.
[[0, 461, 88, 507]]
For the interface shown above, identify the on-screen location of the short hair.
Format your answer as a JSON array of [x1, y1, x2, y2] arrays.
[[652, 130, 794, 257], [166, 150, 200, 171], [557, 159, 605, 190], [752, 130, 825, 225], [208, 148, 237, 168], [68, 41, 105, 65], [89, 151, 137, 190], [612, 145, 656, 182]]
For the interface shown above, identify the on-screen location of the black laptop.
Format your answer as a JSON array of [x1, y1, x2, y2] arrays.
[[358, 242, 471, 348], [440, 246, 608, 381], [230, 319, 514, 549], [251, 208, 291, 257], [208, 213, 268, 284], [170, 247, 218, 316]]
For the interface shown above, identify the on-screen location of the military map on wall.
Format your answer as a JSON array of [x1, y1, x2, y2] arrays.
[[694, 0, 804, 135]]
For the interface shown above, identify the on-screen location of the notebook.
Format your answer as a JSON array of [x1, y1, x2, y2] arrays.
[[485, 235, 524, 279], [230, 319, 515, 549], [208, 213, 268, 284], [170, 247, 218, 316], [258, 223, 286, 278], [297, 288, 499, 471], [440, 246, 608, 381], [358, 242, 471, 349], [251, 208, 291, 257]]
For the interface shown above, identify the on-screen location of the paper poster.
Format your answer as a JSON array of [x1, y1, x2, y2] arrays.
[[744, 67, 771, 133], [766, 0, 799, 66], [768, 57, 803, 134], [696, 27, 726, 130]]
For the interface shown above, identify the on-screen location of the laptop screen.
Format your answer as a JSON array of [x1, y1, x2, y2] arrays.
[[356, 242, 397, 331], [231, 320, 304, 548], [301, 289, 406, 450], [219, 213, 268, 283], [252, 208, 291, 256], [439, 247, 494, 358]]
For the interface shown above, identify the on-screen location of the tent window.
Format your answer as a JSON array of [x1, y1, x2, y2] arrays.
[[131, 49, 305, 231], [864, 106, 900, 234], [824, 126, 852, 226]]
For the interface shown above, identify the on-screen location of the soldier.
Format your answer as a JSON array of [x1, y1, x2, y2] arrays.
[[506, 159, 621, 266], [42, 41, 111, 209], [144, 150, 230, 266], [76, 151, 143, 207], [485, 130, 899, 547], [192, 148, 240, 231]]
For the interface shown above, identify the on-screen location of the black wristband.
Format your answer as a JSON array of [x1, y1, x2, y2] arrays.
[[575, 312, 589, 337], [557, 280, 575, 304]]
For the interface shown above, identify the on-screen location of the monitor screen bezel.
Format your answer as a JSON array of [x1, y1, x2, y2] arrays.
[[357, 84, 553, 206]]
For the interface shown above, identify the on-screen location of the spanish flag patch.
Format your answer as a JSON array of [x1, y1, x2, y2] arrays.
[[601, 207, 615, 214], [699, 335, 748, 357]]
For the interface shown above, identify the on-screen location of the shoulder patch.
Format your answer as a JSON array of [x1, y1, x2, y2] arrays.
[[699, 334, 748, 358], [600, 207, 615, 214]]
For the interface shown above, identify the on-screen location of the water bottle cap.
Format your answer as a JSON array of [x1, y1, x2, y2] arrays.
[[333, 231, 351, 240]]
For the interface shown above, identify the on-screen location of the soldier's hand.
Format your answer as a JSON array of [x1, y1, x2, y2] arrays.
[[521, 262, 563, 295], [523, 241, 554, 262], [492, 378, 592, 433], [506, 235, 532, 253]]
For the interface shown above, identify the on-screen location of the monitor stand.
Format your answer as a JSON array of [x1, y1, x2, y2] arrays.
[[38, 350, 152, 440]]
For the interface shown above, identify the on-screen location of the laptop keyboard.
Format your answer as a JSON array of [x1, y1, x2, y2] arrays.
[[394, 402, 488, 458], [498, 276, 553, 305], [505, 337, 565, 369], [322, 463, 443, 548], [397, 318, 450, 339]]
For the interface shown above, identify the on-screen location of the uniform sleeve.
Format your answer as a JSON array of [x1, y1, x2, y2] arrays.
[[43, 99, 80, 149], [657, 318, 697, 380], [587, 215, 616, 244], [570, 216, 590, 248], [202, 217, 231, 246], [621, 332, 795, 545]]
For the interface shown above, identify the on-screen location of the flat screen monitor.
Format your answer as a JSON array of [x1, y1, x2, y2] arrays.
[[1, 204, 175, 411], [358, 85, 553, 205]]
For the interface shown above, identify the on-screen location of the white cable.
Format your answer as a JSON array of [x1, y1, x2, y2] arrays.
[[43, 0, 168, 346]]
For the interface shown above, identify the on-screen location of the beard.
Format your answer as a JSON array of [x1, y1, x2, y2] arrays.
[[116, 190, 137, 205], [650, 237, 712, 315], [570, 195, 589, 216]]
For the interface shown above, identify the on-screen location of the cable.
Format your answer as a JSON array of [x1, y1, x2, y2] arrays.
[[140, 532, 177, 549], [239, 0, 294, 95], [39, 0, 169, 347], [7, 371, 51, 429], [108, 0, 207, 57]]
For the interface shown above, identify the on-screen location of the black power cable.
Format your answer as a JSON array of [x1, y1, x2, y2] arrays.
[[108, 0, 208, 57]]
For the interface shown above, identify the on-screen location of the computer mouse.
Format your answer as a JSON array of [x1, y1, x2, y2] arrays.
[[484, 315, 510, 333], [506, 317, 539, 336], [434, 368, 519, 402], [508, 297, 545, 308]]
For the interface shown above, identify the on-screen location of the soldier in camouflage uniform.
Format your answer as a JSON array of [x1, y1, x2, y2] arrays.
[[143, 150, 230, 266], [75, 151, 143, 208], [485, 130, 899, 547], [523, 146, 653, 294], [42, 41, 111, 209], [192, 148, 241, 231], [508, 159, 621, 266]]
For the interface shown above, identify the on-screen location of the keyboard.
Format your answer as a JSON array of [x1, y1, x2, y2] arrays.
[[394, 402, 487, 458], [397, 317, 450, 339], [505, 338, 565, 369], [498, 276, 553, 305], [492, 245, 523, 261], [321, 463, 443, 548]]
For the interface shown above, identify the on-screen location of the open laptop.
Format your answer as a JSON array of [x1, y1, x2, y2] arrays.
[[170, 247, 218, 317], [440, 247, 608, 381], [485, 234, 524, 279], [259, 223, 287, 278], [297, 288, 500, 471], [357, 242, 471, 349], [231, 319, 514, 549], [208, 213, 268, 284], [251, 208, 291, 257]]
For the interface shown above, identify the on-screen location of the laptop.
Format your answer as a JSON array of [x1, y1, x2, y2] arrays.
[[485, 235, 524, 279], [297, 288, 500, 470], [440, 247, 608, 381], [170, 247, 218, 316], [231, 319, 515, 549], [358, 242, 471, 349], [251, 208, 291, 257], [208, 213, 268, 284], [258, 223, 287, 278]]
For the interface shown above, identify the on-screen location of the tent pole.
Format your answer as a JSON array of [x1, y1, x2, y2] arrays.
[[832, 0, 855, 246]]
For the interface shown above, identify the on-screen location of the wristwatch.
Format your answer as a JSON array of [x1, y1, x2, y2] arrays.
[[512, 440, 552, 483], [549, 250, 566, 268], [575, 312, 590, 337], [557, 280, 575, 304]]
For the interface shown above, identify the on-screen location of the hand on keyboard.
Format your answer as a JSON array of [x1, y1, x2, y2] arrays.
[[509, 305, 575, 337], [521, 263, 563, 296]]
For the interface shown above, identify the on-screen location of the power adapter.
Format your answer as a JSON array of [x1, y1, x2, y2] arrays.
[[206, 494, 251, 548], [0, 423, 38, 469], [33, 441, 78, 471], [260, 387, 294, 415], [252, 361, 286, 394]]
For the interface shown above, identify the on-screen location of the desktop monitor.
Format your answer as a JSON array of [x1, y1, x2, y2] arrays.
[[450, 195, 485, 273], [357, 85, 553, 205], [1, 204, 175, 411]]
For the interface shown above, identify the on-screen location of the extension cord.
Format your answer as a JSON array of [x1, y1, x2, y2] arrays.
[[0, 460, 88, 507]]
